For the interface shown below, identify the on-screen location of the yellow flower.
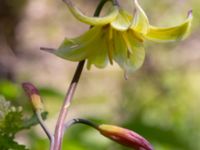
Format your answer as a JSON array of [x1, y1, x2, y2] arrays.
[[47, 0, 192, 72]]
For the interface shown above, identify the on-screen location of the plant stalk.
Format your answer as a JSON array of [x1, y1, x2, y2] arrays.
[[52, 60, 85, 150], [51, 0, 112, 149], [36, 111, 54, 147]]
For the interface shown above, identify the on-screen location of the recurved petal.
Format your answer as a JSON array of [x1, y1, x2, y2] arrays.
[[111, 9, 133, 31], [55, 26, 102, 61], [113, 30, 145, 73], [63, 0, 119, 26], [130, 0, 149, 34], [145, 10, 193, 42]]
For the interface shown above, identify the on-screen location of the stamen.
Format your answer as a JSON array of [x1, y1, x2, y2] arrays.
[[130, 30, 144, 42], [109, 26, 113, 40], [121, 32, 133, 55], [127, 50, 131, 59]]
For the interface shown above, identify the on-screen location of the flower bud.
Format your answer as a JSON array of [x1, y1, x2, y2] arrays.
[[22, 82, 44, 111], [98, 124, 153, 150]]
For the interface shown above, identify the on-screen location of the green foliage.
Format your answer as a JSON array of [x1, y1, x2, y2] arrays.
[[117, 69, 200, 150], [0, 96, 48, 150], [1, 0, 200, 149], [0, 80, 20, 100], [0, 135, 28, 150], [39, 87, 64, 99], [0, 96, 28, 150]]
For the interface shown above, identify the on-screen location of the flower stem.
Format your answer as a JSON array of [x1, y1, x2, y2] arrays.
[[52, 60, 85, 150], [64, 118, 98, 131], [51, 0, 109, 149], [36, 111, 54, 146]]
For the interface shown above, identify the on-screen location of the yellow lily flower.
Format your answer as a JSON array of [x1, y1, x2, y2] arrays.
[[48, 0, 193, 72]]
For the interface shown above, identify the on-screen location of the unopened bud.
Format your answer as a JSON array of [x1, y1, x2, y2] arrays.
[[22, 82, 44, 111], [98, 124, 153, 150]]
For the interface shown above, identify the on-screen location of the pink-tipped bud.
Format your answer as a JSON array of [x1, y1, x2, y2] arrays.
[[22, 82, 44, 111], [98, 124, 153, 150]]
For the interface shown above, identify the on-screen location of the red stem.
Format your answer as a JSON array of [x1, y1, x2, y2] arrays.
[[52, 60, 85, 150]]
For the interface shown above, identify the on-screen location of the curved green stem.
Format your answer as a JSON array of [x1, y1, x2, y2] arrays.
[[36, 111, 54, 146], [64, 118, 98, 131]]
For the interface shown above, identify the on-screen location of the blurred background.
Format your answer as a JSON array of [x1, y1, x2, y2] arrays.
[[0, 0, 200, 150]]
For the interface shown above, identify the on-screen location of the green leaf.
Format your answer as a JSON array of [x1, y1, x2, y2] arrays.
[[0, 135, 29, 150], [22, 111, 48, 130], [0, 96, 23, 136], [1, 109, 24, 136], [39, 87, 63, 98], [145, 11, 193, 42], [0, 96, 48, 150], [0, 97, 29, 150], [0, 80, 20, 100]]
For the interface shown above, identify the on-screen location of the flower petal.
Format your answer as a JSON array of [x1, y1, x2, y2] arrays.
[[113, 30, 145, 73], [112, 30, 127, 69], [64, 0, 119, 26], [87, 27, 109, 69], [111, 9, 133, 31], [56, 27, 102, 61], [145, 10, 193, 42], [130, 0, 149, 34]]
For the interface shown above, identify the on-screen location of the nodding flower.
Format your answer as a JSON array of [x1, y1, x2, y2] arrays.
[[44, 0, 192, 73]]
